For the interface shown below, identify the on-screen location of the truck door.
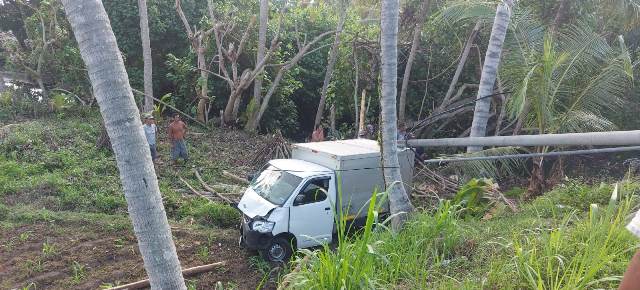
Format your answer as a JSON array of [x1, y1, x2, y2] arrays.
[[289, 176, 335, 248]]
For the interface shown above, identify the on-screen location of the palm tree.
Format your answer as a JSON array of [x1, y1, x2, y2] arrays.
[[502, 21, 634, 194], [139, 0, 153, 113], [380, 0, 414, 231], [60, 0, 186, 288], [468, 0, 514, 152]]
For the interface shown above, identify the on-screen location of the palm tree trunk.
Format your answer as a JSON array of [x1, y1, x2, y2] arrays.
[[398, 0, 430, 124], [253, 0, 268, 105], [61, 1, 186, 289], [138, 0, 153, 113], [313, 8, 347, 128], [468, 0, 514, 152], [380, 0, 414, 232]]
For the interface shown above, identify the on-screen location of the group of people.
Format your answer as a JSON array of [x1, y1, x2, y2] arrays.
[[142, 113, 189, 165]]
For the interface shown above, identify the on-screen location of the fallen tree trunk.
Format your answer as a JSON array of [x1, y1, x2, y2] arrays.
[[193, 169, 234, 204], [178, 176, 208, 200], [223, 170, 250, 185], [105, 261, 226, 290]]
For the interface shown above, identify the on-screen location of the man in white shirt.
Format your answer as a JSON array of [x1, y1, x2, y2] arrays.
[[619, 212, 640, 289], [143, 115, 158, 163]]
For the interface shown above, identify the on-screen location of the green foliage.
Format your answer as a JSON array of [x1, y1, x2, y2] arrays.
[[0, 202, 8, 220], [513, 189, 636, 289], [70, 261, 87, 284], [287, 180, 640, 289], [41, 241, 57, 258], [179, 199, 240, 228], [453, 178, 496, 217], [0, 113, 245, 228], [503, 20, 634, 135]]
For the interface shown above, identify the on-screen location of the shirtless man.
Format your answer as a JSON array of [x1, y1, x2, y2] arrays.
[[168, 114, 188, 165]]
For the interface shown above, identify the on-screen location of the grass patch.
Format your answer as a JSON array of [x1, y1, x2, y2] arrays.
[[285, 180, 640, 289], [0, 112, 247, 228]]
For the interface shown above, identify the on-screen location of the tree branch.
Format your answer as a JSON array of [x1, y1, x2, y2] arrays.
[[175, 0, 193, 38]]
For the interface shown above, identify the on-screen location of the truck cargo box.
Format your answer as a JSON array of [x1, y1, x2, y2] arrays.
[[291, 139, 413, 218]]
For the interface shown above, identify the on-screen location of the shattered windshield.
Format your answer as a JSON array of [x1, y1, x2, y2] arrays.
[[251, 166, 302, 206]]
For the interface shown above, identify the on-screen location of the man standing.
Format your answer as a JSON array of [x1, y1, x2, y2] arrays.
[[168, 113, 188, 165], [143, 114, 158, 163]]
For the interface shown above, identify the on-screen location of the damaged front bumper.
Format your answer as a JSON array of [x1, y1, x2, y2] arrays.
[[239, 216, 273, 250]]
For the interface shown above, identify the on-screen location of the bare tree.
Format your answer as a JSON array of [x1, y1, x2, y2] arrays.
[[313, 1, 348, 128], [61, 0, 186, 288], [245, 30, 335, 131], [380, 0, 414, 231], [208, 1, 281, 125], [398, 0, 430, 124], [139, 0, 153, 113], [175, 0, 215, 123]]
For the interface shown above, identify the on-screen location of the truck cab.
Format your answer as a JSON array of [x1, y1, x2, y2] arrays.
[[238, 139, 413, 262]]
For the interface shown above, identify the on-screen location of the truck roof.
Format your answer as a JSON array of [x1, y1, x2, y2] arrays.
[[269, 159, 332, 178], [292, 139, 380, 160]]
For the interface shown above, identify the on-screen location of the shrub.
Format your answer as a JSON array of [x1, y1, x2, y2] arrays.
[[93, 192, 126, 214], [0, 202, 8, 220], [181, 200, 239, 228]]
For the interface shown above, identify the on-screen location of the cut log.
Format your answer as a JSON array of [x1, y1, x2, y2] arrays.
[[193, 169, 234, 204], [105, 261, 226, 290], [223, 170, 250, 185], [178, 176, 209, 200]]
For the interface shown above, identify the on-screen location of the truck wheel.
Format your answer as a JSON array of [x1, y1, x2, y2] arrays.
[[260, 237, 293, 262]]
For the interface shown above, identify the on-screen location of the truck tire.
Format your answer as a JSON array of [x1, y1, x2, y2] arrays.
[[260, 237, 293, 262]]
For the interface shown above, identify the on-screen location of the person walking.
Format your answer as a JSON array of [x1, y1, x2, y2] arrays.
[[168, 114, 188, 165], [143, 114, 158, 163]]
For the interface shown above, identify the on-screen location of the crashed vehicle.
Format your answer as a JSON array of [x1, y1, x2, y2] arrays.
[[238, 139, 414, 262]]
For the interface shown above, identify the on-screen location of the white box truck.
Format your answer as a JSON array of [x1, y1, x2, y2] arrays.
[[237, 139, 414, 262]]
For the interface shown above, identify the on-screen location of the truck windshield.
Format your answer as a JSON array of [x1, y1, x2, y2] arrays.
[[251, 166, 302, 206]]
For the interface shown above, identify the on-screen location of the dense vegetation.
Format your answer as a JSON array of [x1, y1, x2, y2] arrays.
[[2, 0, 639, 139], [286, 181, 640, 289]]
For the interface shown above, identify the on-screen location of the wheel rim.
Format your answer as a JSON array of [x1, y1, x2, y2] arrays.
[[269, 243, 285, 261]]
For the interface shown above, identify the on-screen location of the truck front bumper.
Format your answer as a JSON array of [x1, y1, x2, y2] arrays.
[[240, 219, 273, 250]]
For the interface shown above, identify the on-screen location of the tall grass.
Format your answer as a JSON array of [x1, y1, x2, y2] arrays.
[[283, 180, 640, 289], [284, 186, 463, 289], [512, 185, 638, 289]]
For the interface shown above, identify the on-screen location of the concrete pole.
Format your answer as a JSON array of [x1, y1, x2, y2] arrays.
[[406, 130, 640, 147]]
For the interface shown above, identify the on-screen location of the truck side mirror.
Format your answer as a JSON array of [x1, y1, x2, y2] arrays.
[[293, 194, 305, 206]]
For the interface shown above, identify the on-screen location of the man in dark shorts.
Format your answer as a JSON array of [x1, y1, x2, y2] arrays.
[[168, 114, 188, 165]]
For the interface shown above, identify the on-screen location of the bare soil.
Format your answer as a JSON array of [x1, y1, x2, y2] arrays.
[[0, 219, 272, 290]]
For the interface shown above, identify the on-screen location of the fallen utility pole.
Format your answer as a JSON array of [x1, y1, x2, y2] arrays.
[[406, 130, 640, 148], [422, 146, 640, 164]]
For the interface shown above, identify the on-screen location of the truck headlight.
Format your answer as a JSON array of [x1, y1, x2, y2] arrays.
[[251, 220, 275, 233]]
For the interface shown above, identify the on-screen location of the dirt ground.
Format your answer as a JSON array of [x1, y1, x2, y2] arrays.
[[0, 218, 272, 290]]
